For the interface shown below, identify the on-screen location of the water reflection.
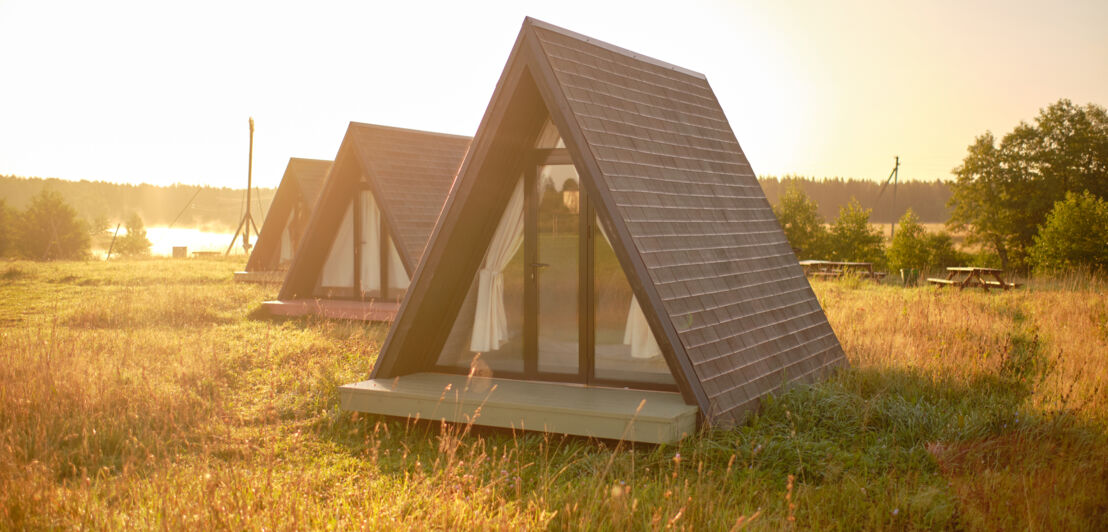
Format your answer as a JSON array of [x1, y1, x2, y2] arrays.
[[96, 226, 244, 257]]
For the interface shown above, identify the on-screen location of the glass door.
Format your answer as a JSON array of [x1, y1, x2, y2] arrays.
[[532, 163, 581, 376]]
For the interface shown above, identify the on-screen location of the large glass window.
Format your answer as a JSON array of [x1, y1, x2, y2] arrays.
[[433, 116, 673, 389], [314, 188, 409, 300], [593, 216, 674, 385], [317, 203, 355, 294], [435, 177, 526, 373]]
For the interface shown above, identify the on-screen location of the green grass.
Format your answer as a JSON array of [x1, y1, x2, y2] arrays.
[[1, 258, 1106, 530]]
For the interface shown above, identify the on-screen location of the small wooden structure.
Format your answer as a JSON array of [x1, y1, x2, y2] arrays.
[[264, 123, 470, 320], [928, 267, 1020, 291], [339, 18, 847, 444], [799, 260, 885, 280], [235, 158, 332, 283]]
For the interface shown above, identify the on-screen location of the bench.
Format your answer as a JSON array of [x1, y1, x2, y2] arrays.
[[930, 267, 1021, 292]]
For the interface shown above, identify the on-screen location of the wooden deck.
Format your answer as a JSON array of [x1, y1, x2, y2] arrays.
[[233, 270, 287, 284], [262, 299, 400, 321], [339, 373, 699, 444]]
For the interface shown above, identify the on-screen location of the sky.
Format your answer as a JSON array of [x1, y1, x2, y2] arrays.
[[1, 0, 1106, 191]]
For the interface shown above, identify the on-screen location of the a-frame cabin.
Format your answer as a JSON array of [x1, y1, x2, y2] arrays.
[[263, 122, 470, 321], [235, 157, 332, 283], [341, 18, 847, 443]]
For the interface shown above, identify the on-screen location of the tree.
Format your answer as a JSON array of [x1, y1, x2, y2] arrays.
[[886, 209, 929, 271], [115, 213, 152, 257], [15, 189, 90, 260], [827, 198, 885, 266], [948, 99, 1108, 269], [89, 215, 114, 251], [772, 185, 830, 259], [1029, 191, 1108, 272], [887, 209, 968, 272], [0, 199, 12, 257], [923, 232, 968, 270]]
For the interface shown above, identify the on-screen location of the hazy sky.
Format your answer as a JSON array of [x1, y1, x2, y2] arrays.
[[1, 0, 1105, 190]]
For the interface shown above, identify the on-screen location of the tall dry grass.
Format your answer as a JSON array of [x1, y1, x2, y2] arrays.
[[0, 258, 1105, 530]]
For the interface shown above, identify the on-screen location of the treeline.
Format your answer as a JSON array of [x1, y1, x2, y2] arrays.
[[759, 176, 951, 223], [772, 99, 1108, 274], [1, 174, 952, 230], [0, 175, 273, 230]]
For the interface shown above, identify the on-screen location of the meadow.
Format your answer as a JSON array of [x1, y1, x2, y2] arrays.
[[1, 258, 1106, 530]]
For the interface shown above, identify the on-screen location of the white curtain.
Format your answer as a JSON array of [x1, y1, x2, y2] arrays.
[[387, 238, 409, 291], [623, 294, 663, 359], [469, 178, 525, 352], [359, 191, 381, 293], [279, 220, 293, 264], [320, 203, 354, 287], [596, 219, 662, 359]]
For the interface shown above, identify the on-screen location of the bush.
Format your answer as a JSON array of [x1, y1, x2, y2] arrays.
[[1029, 191, 1108, 272], [772, 185, 830, 259], [828, 198, 885, 266], [887, 209, 969, 272], [924, 232, 969, 270], [886, 209, 928, 272], [15, 190, 90, 261], [0, 199, 12, 257], [114, 213, 152, 257]]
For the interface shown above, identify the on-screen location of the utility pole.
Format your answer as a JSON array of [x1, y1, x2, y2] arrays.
[[227, 117, 259, 255], [877, 156, 900, 239], [890, 156, 899, 239]]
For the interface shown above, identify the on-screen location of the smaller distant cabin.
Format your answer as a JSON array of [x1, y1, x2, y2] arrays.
[[262, 122, 471, 321], [235, 158, 331, 283]]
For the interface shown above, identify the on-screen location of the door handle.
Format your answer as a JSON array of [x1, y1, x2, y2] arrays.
[[530, 263, 550, 269]]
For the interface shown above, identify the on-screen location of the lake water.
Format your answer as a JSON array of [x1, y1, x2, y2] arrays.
[[142, 226, 245, 257]]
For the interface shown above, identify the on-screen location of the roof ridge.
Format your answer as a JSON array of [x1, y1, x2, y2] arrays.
[[523, 17, 707, 80], [348, 121, 472, 141]]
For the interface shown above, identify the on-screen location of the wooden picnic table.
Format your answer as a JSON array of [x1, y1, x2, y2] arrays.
[[927, 267, 1020, 291], [798, 260, 885, 280]]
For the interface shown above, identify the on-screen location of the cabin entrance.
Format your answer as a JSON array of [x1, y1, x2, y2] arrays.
[[434, 121, 675, 391]]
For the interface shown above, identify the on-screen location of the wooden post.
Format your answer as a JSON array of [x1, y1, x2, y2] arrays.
[[244, 117, 255, 253]]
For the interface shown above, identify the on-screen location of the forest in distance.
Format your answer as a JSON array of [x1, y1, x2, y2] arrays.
[[0, 173, 950, 230], [0, 175, 275, 231]]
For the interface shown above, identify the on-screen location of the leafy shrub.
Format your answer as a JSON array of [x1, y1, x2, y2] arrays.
[[924, 232, 969, 270], [828, 198, 885, 266], [772, 185, 830, 259], [0, 199, 11, 257], [14, 189, 90, 261], [114, 212, 152, 257], [886, 209, 928, 271], [887, 209, 968, 272], [1030, 191, 1108, 272]]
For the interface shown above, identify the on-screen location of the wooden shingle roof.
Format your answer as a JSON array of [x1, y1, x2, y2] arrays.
[[347, 123, 471, 271], [528, 21, 845, 425], [243, 157, 332, 273], [284, 157, 331, 210]]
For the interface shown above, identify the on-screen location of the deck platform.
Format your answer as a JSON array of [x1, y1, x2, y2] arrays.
[[262, 299, 400, 321], [233, 270, 287, 284], [339, 373, 699, 444]]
